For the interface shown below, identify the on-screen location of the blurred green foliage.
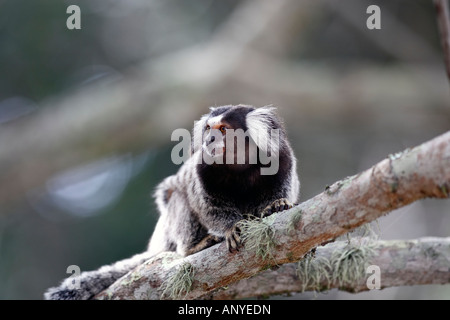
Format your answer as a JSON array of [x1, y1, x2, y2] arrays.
[[0, 0, 449, 300]]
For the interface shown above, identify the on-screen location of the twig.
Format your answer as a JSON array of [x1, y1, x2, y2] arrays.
[[434, 0, 450, 81]]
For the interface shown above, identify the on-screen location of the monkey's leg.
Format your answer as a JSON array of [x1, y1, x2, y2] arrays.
[[224, 223, 242, 252], [194, 205, 244, 253], [260, 198, 294, 218], [185, 234, 223, 256]]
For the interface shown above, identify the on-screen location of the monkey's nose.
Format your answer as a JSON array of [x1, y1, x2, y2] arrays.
[[205, 135, 215, 146]]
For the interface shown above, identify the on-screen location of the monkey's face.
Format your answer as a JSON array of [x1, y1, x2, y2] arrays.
[[201, 106, 255, 169], [194, 105, 282, 173], [203, 122, 227, 159]]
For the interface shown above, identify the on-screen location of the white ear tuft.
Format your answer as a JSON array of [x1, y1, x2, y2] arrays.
[[246, 106, 277, 152], [192, 113, 209, 154]]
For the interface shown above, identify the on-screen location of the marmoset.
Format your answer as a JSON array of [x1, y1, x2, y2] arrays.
[[45, 105, 299, 300]]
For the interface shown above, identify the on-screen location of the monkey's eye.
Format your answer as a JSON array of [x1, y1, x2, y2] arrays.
[[219, 126, 227, 134]]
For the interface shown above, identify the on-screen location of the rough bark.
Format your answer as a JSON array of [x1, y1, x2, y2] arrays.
[[95, 130, 450, 300], [209, 237, 450, 299]]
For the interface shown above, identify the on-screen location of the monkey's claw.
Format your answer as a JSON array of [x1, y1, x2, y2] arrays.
[[261, 198, 294, 218], [225, 224, 241, 253]]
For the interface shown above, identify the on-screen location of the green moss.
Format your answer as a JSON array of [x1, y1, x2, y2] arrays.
[[441, 184, 449, 197], [423, 246, 440, 260], [260, 264, 273, 272], [295, 242, 376, 292], [296, 252, 332, 293], [326, 176, 355, 196], [330, 244, 375, 288], [288, 209, 303, 233], [161, 252, 183, 265], [238, 216, 277, 261], [390, 182, 398, 193], [160, 262, 195, 299], [286, 251, 295, 262]]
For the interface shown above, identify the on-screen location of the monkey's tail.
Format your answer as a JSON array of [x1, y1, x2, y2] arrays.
[[44, 251, 153, 300]]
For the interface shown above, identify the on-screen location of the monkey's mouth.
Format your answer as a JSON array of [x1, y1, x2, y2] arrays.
[[208, 148, 225, 159], [203, 142, 225, 159], [210, 147, 226, 156]]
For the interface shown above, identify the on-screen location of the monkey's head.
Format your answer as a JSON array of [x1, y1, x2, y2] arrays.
[[192, 105, 286, 172]]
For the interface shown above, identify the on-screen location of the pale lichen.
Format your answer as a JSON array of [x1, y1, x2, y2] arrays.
[[296, 241, 376, 292], [296, 251, 332, 293], [288, 209, 303, 233], [160, 262, 195, 299], [238, 215, 277, 261], [330, 244, 376, 288]]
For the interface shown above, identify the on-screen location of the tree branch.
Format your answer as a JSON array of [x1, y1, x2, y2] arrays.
[[434, 0, 450, 81], [94, 130, 450, 300], [208, 237, 450, 299]]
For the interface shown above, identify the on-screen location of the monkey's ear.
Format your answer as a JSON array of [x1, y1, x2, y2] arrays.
[[191, 113, 209, 155], [246, 105, 278, 153]]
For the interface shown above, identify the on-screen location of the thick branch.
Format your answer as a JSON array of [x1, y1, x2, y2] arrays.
[[209, 237, 450, 299], [95, 130, 450, 300]]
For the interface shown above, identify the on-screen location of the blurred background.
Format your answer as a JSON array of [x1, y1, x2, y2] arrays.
[[0, 0, 449, 299]]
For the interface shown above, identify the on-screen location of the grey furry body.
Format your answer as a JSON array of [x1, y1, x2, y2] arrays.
[[45, 105, 299, 300]]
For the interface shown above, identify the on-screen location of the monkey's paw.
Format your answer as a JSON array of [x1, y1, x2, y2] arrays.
[[261, 198, 294, 218], [225, 224, 241, 253]]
